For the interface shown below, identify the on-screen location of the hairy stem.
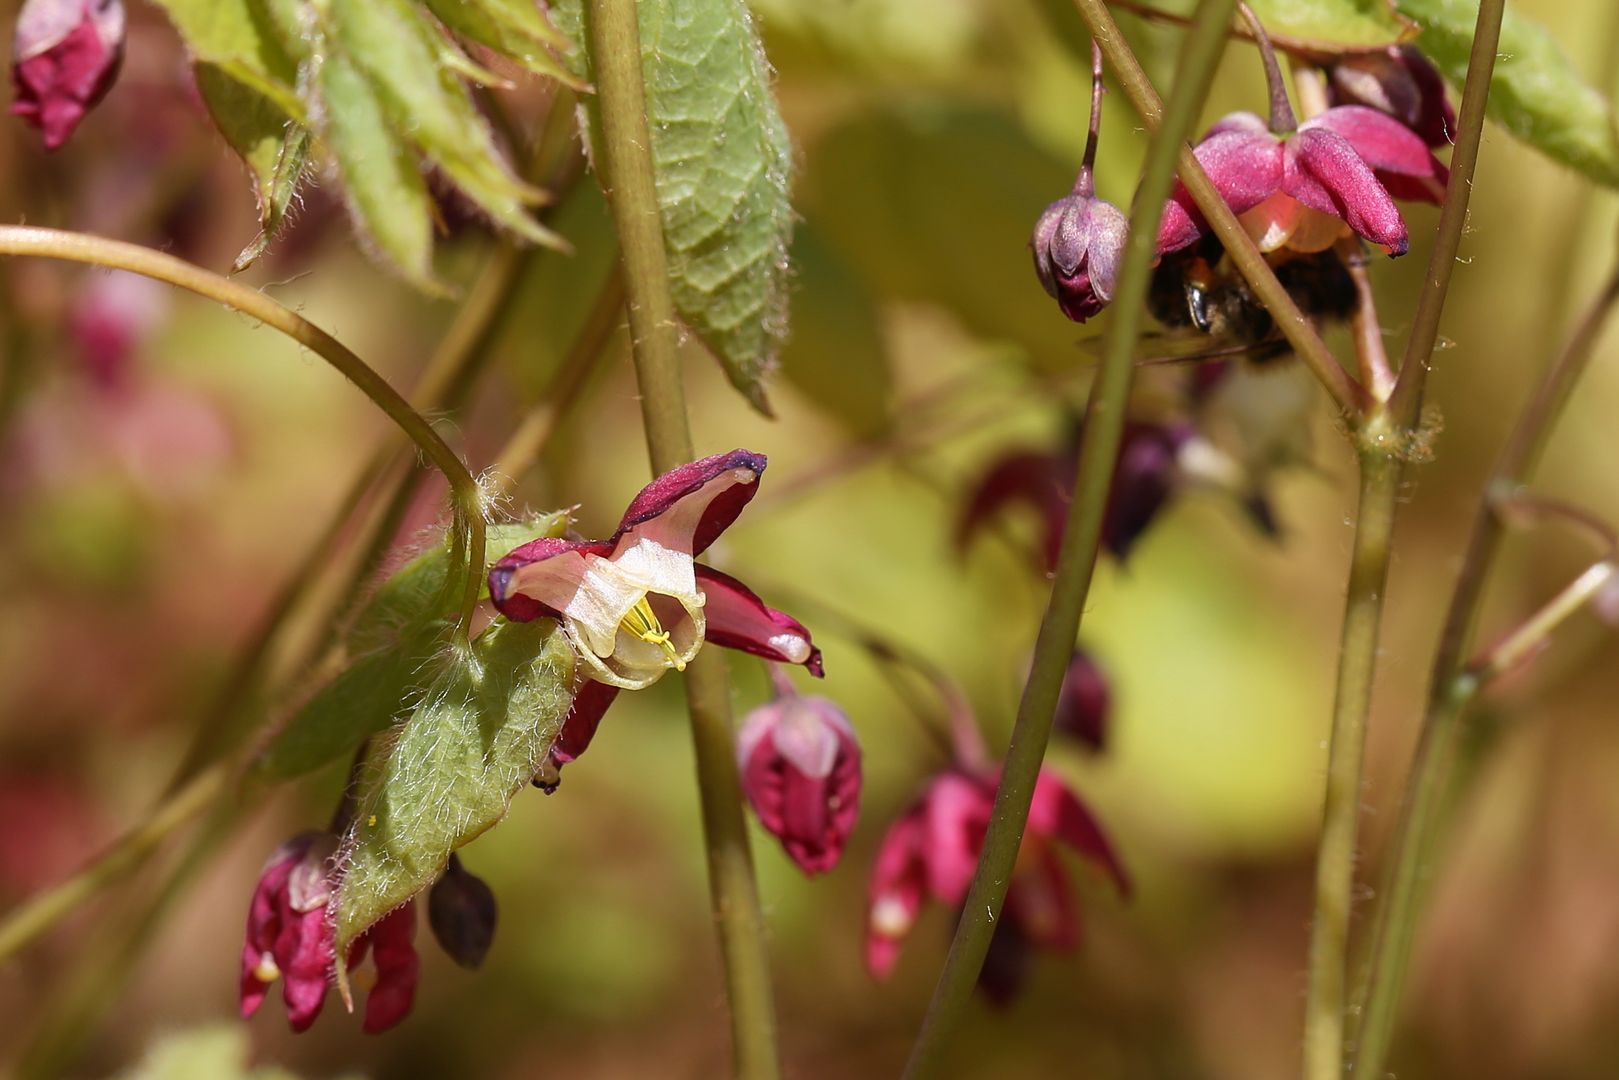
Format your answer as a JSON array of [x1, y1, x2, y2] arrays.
[[902, 1, 1237, 1072], [0, 226, 487, 646], [1351, 251, 1619, 1079], [585, 1, 780, 1075], [1069, 0, 1367, 420]]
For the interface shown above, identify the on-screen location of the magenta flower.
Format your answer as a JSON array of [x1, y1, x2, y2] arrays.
[[9, 0, 124, 150], [957, 422, 1188, 570], [1329, 45, 1455, 150], [1054, 649, 1110, 752], [1157, 108, 1447, 257], [737, 686, 862, 875], [864, 768, 1129, 985], [490, 450, 823, 784], [1031, 190, 1127, 324], [238, 834, 420, 1033]]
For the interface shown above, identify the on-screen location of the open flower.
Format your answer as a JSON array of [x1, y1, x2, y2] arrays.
[[490, 450, 823, 782], [738, 684, 862, 875], [239, 833, 420, 1034], [1157, 108, 1447, 257], [9, 0, 124, 150], [865, 768, 1129, 989]]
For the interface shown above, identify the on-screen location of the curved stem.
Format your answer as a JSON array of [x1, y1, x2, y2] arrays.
[[1075, 40, 1104, 196], [584, 0, 780, 1075], [0, 226, 487, 645], [902, 1, 1237, 1072], [1386, 0, 1507, 428], [1352, 253, 1619, 1078], [1069, 0, 1368, 421], [1235, 1, 1297, 132]]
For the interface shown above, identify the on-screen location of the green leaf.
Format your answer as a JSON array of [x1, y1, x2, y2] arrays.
[[333, 618, 575, 953], [424, 0, 587, 87], [324, 0, 565, 250], [144, 0, 305, 120], [1245, 0, 1409, 48], [1397, 0, 1619, 188], [550, 0, 795, 414], [194, 64, 310, 271], [316, 53, 441, 292]]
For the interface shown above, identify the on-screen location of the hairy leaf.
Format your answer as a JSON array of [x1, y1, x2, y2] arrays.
[[1397, 0, 1619, 188], [144, 0, 304, 119], [254, 514, 571, 780], [424, 0, 585, 87], [1245, 0, 1409, 48], [333, 618, 575, 952], [551, 0, 795, 414], [194, 65, 310, 271]]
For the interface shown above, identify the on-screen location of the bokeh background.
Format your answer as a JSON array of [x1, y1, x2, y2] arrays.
[[4, 0, 1619, 1077]]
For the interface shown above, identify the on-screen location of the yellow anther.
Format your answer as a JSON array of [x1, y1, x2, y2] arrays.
[[619, 596, 685, 670]]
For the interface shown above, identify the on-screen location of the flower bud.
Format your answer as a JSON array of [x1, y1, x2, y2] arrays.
[[428, 855, 498, 970], [737, 691, 862, 876], [1329, 45, 1455, 149], [1054, 649, 1110, 752], [9, 0, 125, 150], [1031, 192, 1127, 323]]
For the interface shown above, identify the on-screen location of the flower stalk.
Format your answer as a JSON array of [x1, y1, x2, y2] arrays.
[[584, 0, 780, 1075], [902, 0, 1237, 1072]]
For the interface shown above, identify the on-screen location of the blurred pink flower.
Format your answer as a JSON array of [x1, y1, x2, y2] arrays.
[[737, 687, 862, 875], [9, 0, 124, 149]]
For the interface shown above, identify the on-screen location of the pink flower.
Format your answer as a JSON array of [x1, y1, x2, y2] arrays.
[[1329, 45, 1455, 149], [9, 0, 124, 150], [1157, 108, 1448, 257], [737, 688, 862, 875], [489, 450, 823, 786], [1031, 190, 1127, 323], [239, 834, 420, 1034], [864, 768, 1129, 988]]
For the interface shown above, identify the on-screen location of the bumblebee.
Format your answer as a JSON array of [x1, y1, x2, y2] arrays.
[[1145, 234, 1358, 364]]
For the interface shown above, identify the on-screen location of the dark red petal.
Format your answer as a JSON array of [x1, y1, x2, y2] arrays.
[[956, 450, 1068, 572], [1008, 847, 1080, 952], [275, 904, 335, 1034], [694, 565, 823, 676], [741, 700, 862, 876], [1306, 105, 1448, 203], [1027, 770, 1131, 898], [9, 0, 124, 150], [1283, 128, 1409, 255], [1054, 649, 1110, 752], [361, 904, 419, 1033], [1157, 129, 1285, 254], [487, 536, 613, 623], [614, 449, 768, 556], [550, 677, 621, 767], [921, 771, 996, 904]]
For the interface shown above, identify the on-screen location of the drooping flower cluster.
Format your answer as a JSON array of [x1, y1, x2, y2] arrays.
[[9, 0, 124, 150], [488, 450, 824, 786]]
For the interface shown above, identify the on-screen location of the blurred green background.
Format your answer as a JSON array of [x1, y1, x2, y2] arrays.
[[4, 0, 1619, 1077]]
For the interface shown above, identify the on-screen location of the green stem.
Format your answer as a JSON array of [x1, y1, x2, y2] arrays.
[[0, 226, 487, 647], [584, 1, 780, 1076], [1303, 437, 1400, 1080], [1351, 254, 1619, 1079], [1069, 0, 1367, 421], [902, 1, 1237, 1072], [1386, 0, 1507, 428], [0, 765, 229, 963]]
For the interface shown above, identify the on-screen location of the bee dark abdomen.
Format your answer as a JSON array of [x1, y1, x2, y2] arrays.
[[1275, 251, 1358, 325]]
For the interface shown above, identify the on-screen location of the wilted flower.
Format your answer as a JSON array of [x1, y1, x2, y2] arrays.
[[1032, 190, 1127, 324], [239, 833, 420, 1033], [428, 855, 497, 970], [1054, 649, 1110, 752], [490, 450, 823, 785], [9, 0, 125, 150], [1329, 45, 1455, 149], [737, 682, 862, 875], [1157, 107, 1447, 257], [864, 768, 1129, 989], [957, 422, 1188, 570]]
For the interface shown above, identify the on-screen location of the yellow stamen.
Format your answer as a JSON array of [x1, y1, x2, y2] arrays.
[[619, 595, 685, 670]]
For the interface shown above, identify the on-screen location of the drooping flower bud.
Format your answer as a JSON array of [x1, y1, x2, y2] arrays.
[[1054, 649, 1110, 752], [737, 686, 862, 876], [1329, 45, 1455, 149], [9, 0, 125, 150], [1031, 193, 1128, 324], [428, 855, 498, 970]]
